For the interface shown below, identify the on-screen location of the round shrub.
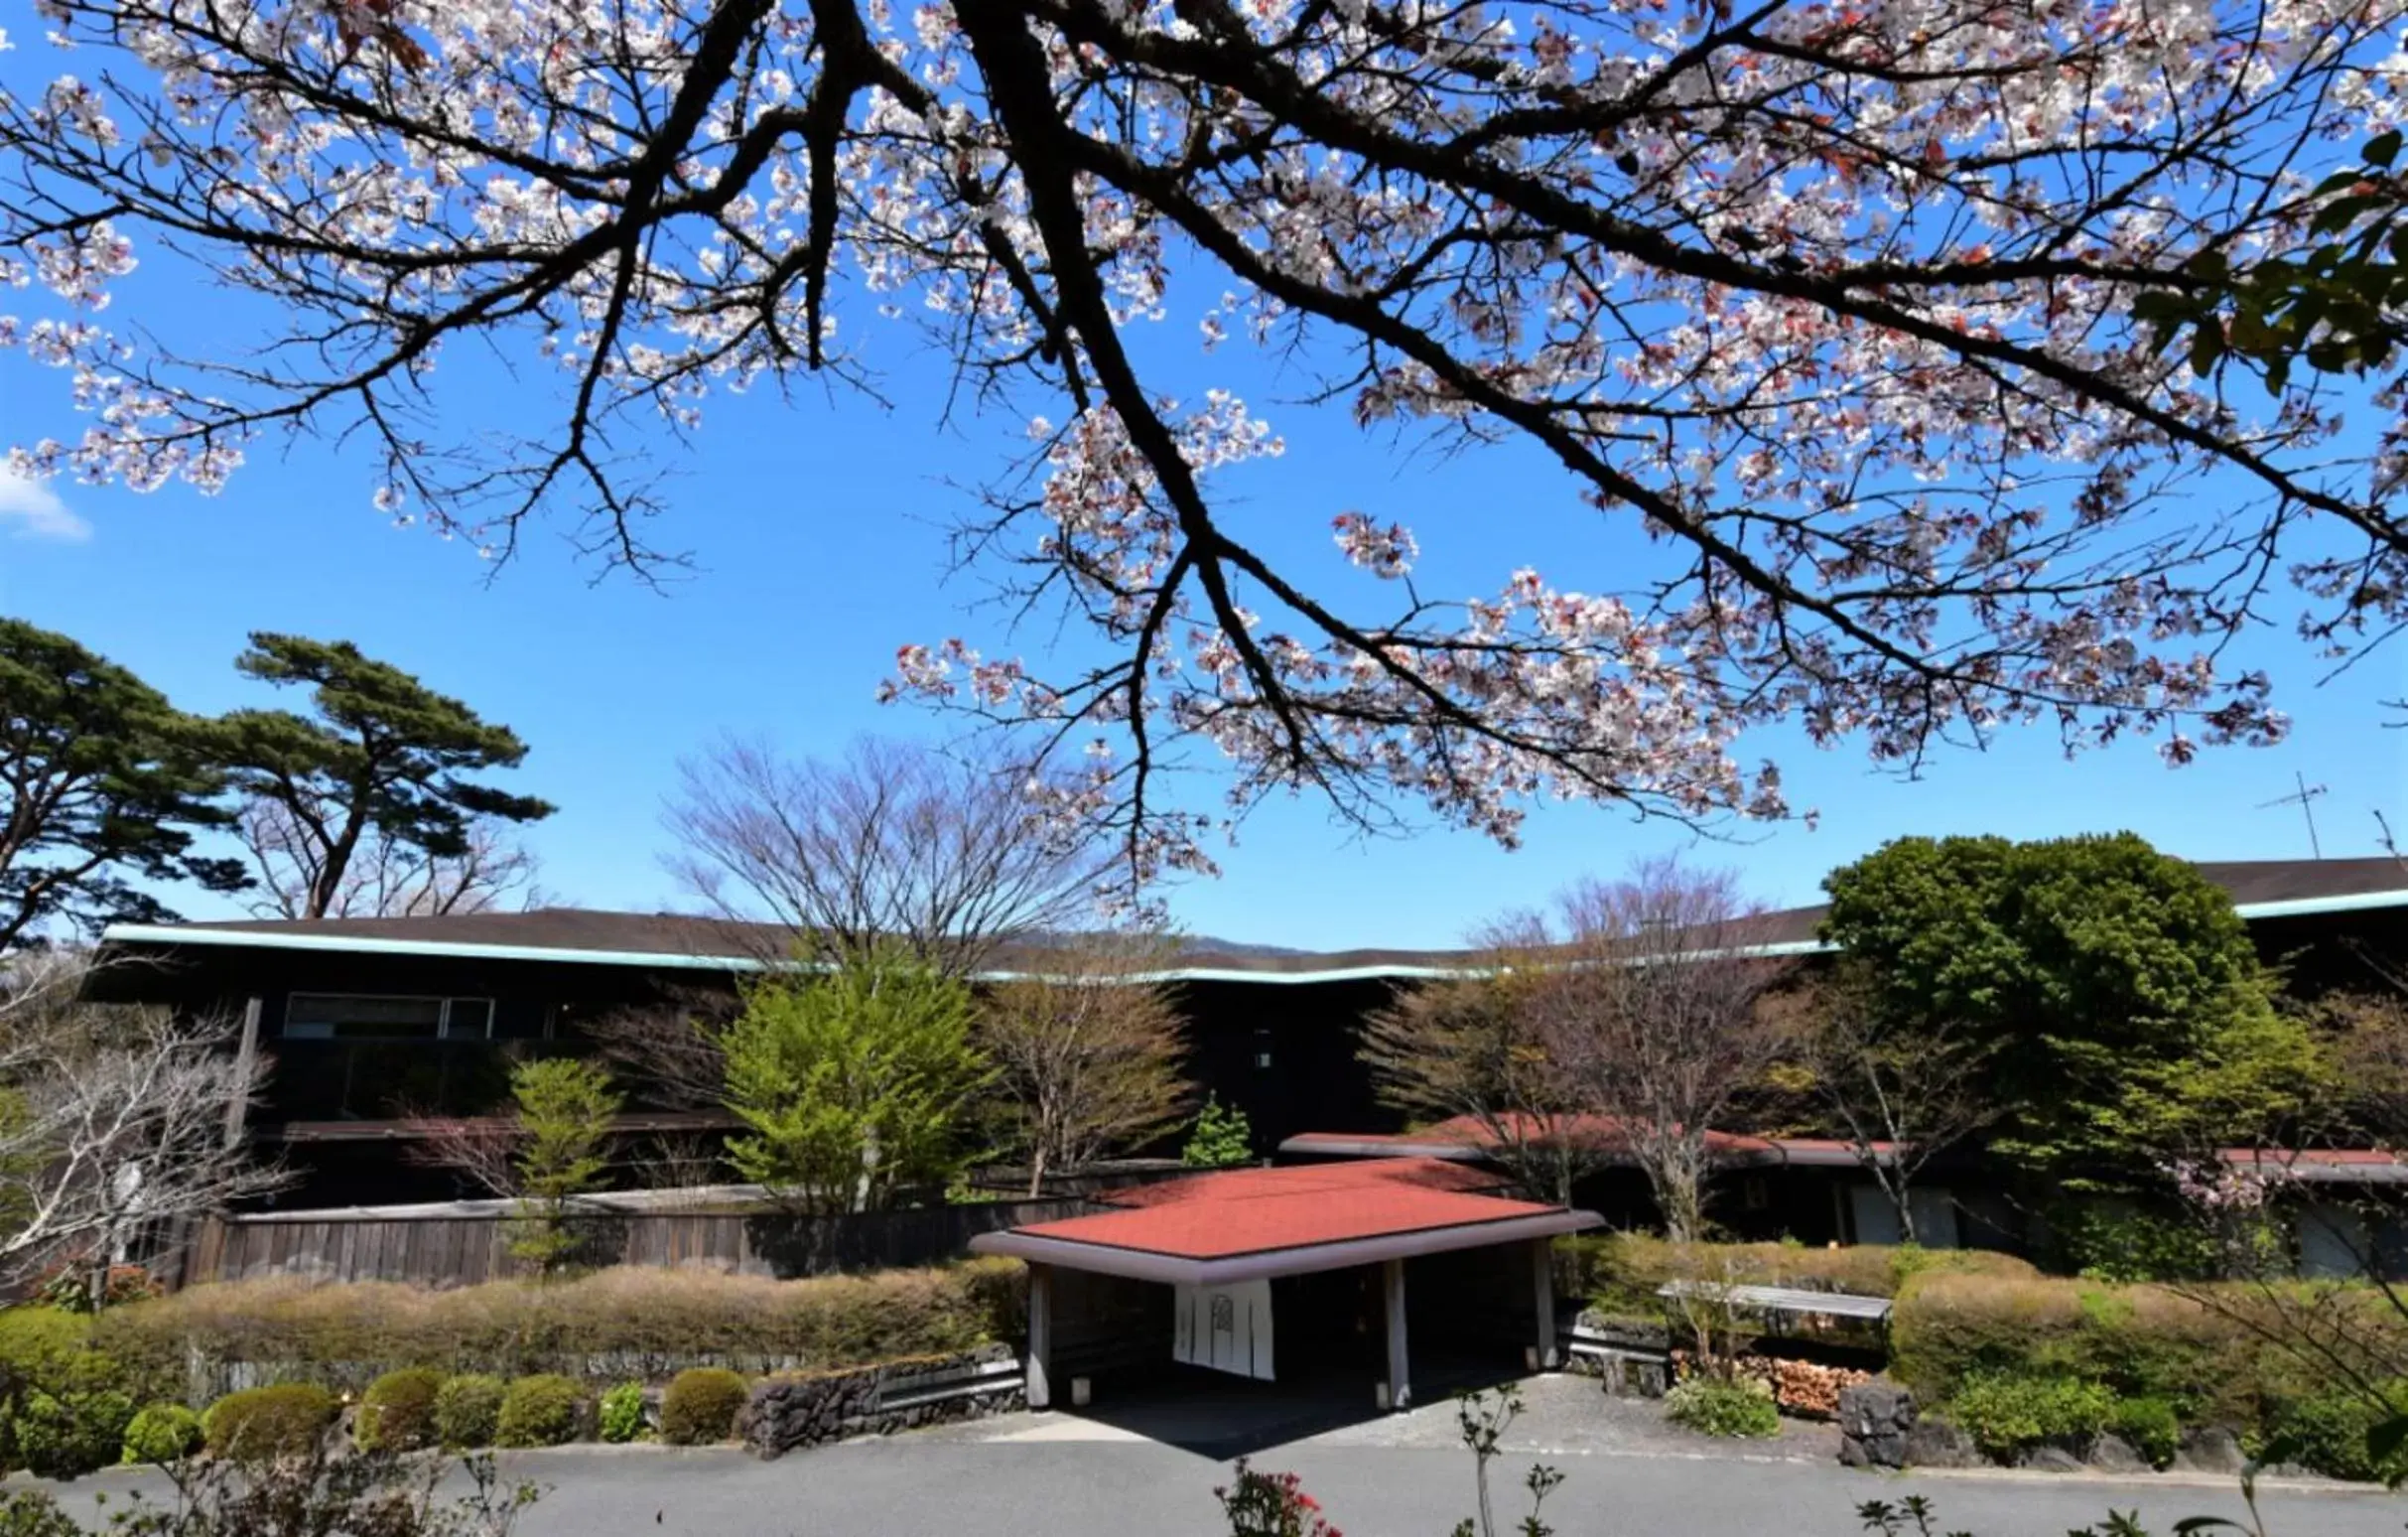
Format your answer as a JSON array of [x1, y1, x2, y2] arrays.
[[494, 1374, 587, 1448], [1945, 1370, 2115, 1460], [355, 1367, 445, 1452], [119, 1402, 202, 1466], [598, 1381, 645, 1445], [432, 1373, 506, 1449], [1664, 1375, 1780, 1439], [659, 1367, 747, 1446], [0, 1489, 82, 1537], [201, 1383, 337, 1461], [11, 1389, 134, 1477]]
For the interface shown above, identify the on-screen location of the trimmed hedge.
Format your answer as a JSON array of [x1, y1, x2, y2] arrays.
[[119, 1403, 203, 1466], [495, 1375, 587, 1448], [660, 1367, 748, 1446], [433, 1374, 506, 1449], [356, 1367, 446, 1452], [1887, 1272, 2396, 1431], [1558, 1234, 2037, 1317], [93, 1260, 1021, 1391], [201, 1383, 337, 1460]]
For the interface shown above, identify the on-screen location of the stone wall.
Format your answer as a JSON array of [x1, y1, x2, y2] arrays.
[[740, 1342, 1024, 1459]]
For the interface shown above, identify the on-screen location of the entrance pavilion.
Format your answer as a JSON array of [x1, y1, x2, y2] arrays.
[[969, 1158, 1602, 1412]]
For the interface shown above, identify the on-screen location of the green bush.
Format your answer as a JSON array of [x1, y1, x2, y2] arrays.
[[201, 1383, 336, 1460], [1663, 1376, 1781, 1439], [119, 1402, 203, 1465], [659, 1367, 748, 1445], [1888, 1271, 2385, 1432], [0, 1490, 80, 1537], [495, 1374, 587, 1448], [1945, 1371, 2115, 1459], [599, 1381, 645, 1444], [2053, 1207, 2225, 1284], [10, 1389, 133, 1477], [93, 1260, 1020, 1390], [356, 1366, 446, 1452], [2267, 1383, 2408, 1483], [2109, 1394, 2181, 1469], [431, 1373, 506, 1449]]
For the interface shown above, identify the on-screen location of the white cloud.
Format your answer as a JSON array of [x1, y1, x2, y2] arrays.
[[0, 469, 92, 543]]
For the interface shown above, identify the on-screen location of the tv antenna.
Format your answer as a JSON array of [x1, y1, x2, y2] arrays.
[[2257, 771, 2329, 859]]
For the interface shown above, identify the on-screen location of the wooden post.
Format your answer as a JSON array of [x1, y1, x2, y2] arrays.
[[1025, 1262, 1054, 1411], [1382, 1257, 1410, 1412], [1531, 1237, 1558, 1370], [221, 997, 262, 1152]]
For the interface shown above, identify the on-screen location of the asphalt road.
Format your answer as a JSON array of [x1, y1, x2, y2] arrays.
[[22, 1399, 2407, 1537], [462, 1437, 2407, 1537]]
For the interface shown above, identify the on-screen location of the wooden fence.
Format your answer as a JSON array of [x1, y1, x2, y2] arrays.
[[178, 1196, 1095, 1289]]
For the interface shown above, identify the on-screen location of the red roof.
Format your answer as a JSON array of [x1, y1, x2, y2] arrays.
[[1006, 1157, 1556, 1261]]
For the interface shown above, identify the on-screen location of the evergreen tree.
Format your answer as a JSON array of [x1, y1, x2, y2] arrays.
[[1820, 833, 2319, 1187], [0, 620, 245, 951], [220, 634, 554, 919]]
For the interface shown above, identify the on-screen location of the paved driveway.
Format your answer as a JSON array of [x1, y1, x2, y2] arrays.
[[17, 1377, 2406, 1537]]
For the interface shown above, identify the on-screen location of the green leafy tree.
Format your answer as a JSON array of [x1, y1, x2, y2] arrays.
[[1181, 1096, 1255, 1169], [1820, 833, 2318, 1187], [0, 620, 246, 952], [2135, 130, 2408, 394], [220, 634, 554, 920], [720, 950, 990, 1213], [506, 1058, 622, 1273]]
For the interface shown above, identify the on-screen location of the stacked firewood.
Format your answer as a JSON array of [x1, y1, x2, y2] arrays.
[[1671, 1350, 1872, 1419]]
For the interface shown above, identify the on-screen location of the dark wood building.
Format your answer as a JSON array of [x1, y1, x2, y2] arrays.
[[83, 856, 2408, 1212]]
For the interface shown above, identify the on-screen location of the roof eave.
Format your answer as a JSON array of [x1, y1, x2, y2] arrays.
[[968, 1207, 1602, 1286]]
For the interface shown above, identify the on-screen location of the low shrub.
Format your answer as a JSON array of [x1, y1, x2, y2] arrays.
[[10, 1389, 134, 1477], [494, 1374, 586, 1448], [1887, 1272, 2391, 1431], [1944, 1371, 2114, 1459], [1663, 1376, 1781, 1439], [94, 1259, 1021, 1390], [0, 1490, 79, 1537], [356, 1366, 446, 1452], [432, 1374, 506, 1449], [598, 1381, 645, 1444], [2267, 1383, 2408, 1483], [201, 1383, 337, 1461], [660, 1367, 748, 1445], [2108, 1394, 2181, 1469], [120, 1402, 203, 1465]]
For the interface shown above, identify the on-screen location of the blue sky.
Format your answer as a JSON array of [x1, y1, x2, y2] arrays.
[[1, 57, 2402, 946], [7, 313, 2402, 951]]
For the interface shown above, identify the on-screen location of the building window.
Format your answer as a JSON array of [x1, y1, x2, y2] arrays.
[[1253, 1029, 1272, 1070], [284, 994, 495, 1041]]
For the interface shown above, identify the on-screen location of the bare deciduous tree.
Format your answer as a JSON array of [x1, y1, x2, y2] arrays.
[[979, 927, 1194, 1195], [664, 736, 1112, 974], [239, 802, 545, 920], [0, 952, 288, 1302], [1779, 969, 2001, 1244], [1524, 858, 1788, 1242], [582, 987, 741, 1115], [1361, 951, 1606, 1208]]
